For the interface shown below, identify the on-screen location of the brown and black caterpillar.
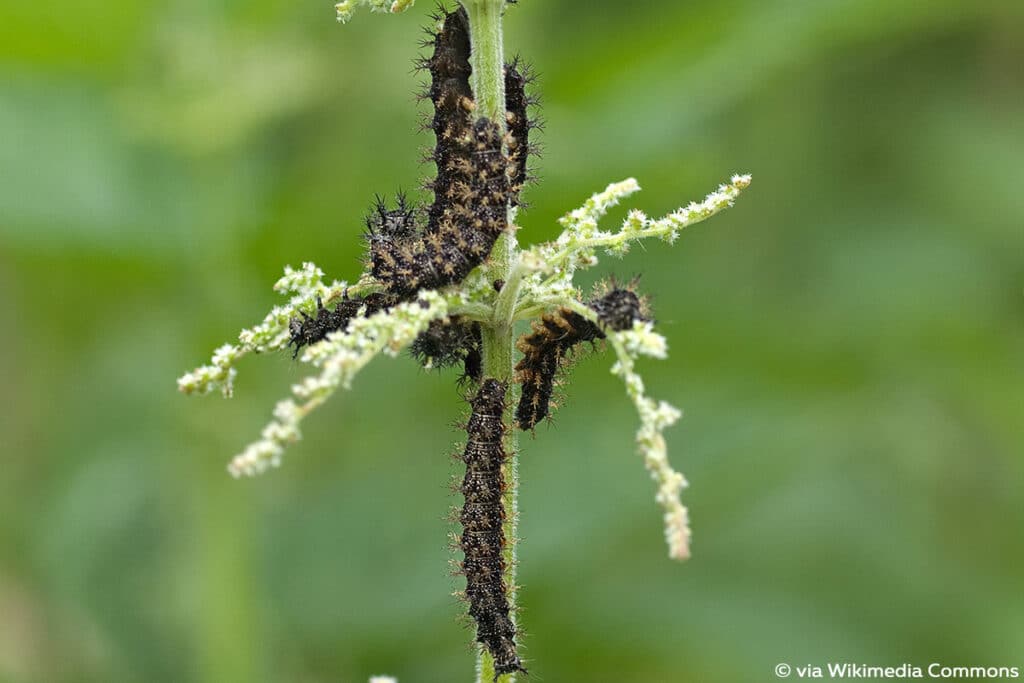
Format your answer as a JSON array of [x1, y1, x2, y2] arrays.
[[515, 284, 648, 430], [419, 6, 473, 234], [286, 291, 398, 357], [504, 56, 541, 208], [458, 379, 526, 680], [291, 6, 539, 366], [368, 6, 508, 299], [366, 116, 509, 298]]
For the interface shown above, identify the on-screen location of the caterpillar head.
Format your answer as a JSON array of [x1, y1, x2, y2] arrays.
[[589, 278, 651, 331]]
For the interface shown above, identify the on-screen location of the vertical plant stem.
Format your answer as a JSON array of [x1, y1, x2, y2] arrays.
[[462, 1, 519, 681], [462, 0, 506, 122]]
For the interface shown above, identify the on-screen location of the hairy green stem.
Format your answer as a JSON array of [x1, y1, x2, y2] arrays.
[[462, 0, 506, 122], [462, 1, 520, 681]]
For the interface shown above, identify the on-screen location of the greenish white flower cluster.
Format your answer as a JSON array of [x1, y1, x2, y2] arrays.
[[177, 262, 347, 398], [334, 0, 415, 23], [520, 173, 751, 284], [369, 677, 397, 683], [228, 292, 449, 477]]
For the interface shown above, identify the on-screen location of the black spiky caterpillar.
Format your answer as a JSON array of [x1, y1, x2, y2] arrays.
[[459, 379, 526, 680], [411, 317, 483, 383], [504, 57, 540, 208], [419, 6, 473, 235], [422, 8, 541, 212], [287, 291, 398, 357], [387, 10, 537, 378], [515, 285, 648, 430], [368, 9, 504, 296], [290, 8, 495, 358], [367, 115, 510, 298], [290, 7, 476, 344]]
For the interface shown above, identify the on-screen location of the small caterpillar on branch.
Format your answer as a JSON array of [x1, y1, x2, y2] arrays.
[[515, 284, 649, 430], [287, 292, 398, 357]]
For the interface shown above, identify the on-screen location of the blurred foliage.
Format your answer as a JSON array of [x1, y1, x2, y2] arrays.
[[1, 0, 1023, 681]]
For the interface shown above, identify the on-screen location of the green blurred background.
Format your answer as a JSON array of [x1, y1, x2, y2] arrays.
[[2, 0, 1022, 681]]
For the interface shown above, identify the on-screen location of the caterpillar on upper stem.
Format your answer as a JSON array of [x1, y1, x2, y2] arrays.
[[291, 6, 541, 371], [366, 116, 510, 298], [504, 56, 541, 208]]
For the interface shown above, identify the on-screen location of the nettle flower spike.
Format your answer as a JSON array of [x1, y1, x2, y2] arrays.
[[229, 291, 449, 477], [176, 262, 352, 398], [179, 2, 750, 679]]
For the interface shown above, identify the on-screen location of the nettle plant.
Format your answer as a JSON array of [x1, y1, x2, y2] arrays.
[[179, 1, 750, 680]]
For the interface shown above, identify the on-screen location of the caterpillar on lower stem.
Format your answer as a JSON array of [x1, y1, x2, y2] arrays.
[[459, 379, 526, 681], [515, 284, 649, 430]]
